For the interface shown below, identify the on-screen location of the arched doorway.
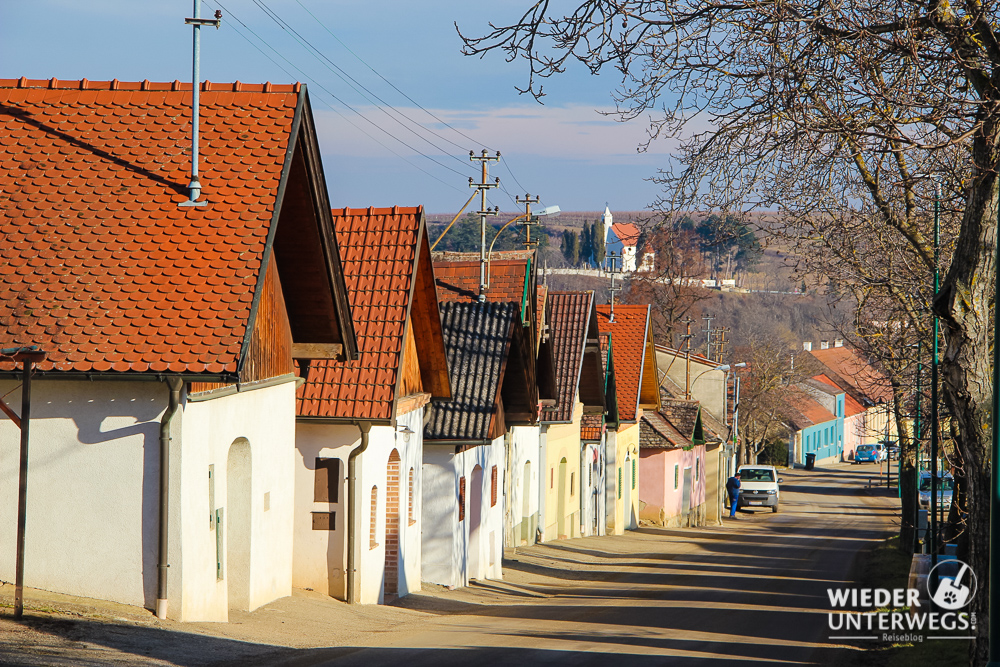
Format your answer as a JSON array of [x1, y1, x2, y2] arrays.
[[520, 461, 531, 544], [557, 457, 568, 539], [469, 465, 484, 580], [227, 439, 252, 611], [384, 450, 401, 600]]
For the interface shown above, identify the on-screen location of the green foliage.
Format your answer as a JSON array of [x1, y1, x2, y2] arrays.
[[757, 438, 789, 467], [429, 214, 523, 253], [695, 213, 763, 271], [593, 220, 606, 265], [580, 222, 594, 266], [561, 229, 580, 265]]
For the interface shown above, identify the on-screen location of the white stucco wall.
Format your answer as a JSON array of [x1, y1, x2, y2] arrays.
[[506, 425, 540, 547], [580, 440, 605, 536], [293, 409, 423, 605], [0, 379, 166, 610], [421, 437, 505, 589], [176, 380, 297, 622]]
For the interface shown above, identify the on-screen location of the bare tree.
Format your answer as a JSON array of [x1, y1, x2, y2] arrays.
[[462, 4, 1000, 658], [735, 336, 797, 465], [621, 226, 712, 345]]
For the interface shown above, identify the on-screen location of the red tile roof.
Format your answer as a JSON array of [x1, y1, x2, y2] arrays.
[[596, 304, 650, 422], [542, 291, 592, 423], [0, 78, 316, 375], [580, 414, 603, 441], [784, 387, 837, 429], [815, 374, 865, 417], [808, 346, 893, 404], [611, 222, 641, 246], [433, 255, 530, 305], [297, 207, 424, 421]]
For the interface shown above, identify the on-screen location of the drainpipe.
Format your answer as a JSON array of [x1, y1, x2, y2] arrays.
[[157, 377, 183, 620], [347, 422, 371, 604]]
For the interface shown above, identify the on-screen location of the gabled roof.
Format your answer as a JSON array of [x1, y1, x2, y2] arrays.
[[425, 301, 524, 442], [0, 77, 355, 377], [596, 304, 660, 422], [784, 387, 838, 430], [542, 291, 601, 423], [433, 252, 532, 306], [805, 346, 892, 405], [610, 222, 641, 246], [659, 396, 702, 442], [815, 374, 865, 417], [581, 414, 604, 442], [433, 251, 549, 418], [296, 206, 450, 422], [801, 376, 843, 398], [640, 410, 690, 449]]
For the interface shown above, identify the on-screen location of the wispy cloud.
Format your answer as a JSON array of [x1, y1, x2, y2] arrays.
[[313, 103, 679, 164]]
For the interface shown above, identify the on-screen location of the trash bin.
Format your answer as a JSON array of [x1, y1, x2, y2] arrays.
[[805, 453, 816, 470]]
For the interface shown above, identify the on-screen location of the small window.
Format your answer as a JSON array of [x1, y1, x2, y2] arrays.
[[570, 472, 575, 496], [695, 458, 700, 482], [459, 476, 466, 521], [315, 458, 341, 503], [632, 459, 636, 490], [674, 465, 679, 490], [491, 466, 498, 507], [550, 468, 554, 489], [618, 467, 622, 499]]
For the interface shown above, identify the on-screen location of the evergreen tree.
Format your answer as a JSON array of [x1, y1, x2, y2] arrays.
[[593, 220, 606, 266], [579, 222, 593, 266], [561, 230, 580, 265]]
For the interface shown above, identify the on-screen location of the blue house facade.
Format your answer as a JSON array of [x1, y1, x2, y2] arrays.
[[785, 386, 841, 466]]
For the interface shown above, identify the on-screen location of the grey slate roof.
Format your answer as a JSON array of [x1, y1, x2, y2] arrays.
[[424, 301, 517, 441], [541, 291, 593, 424]]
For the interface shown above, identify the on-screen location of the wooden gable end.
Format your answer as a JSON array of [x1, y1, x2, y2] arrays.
[[190, 251, 294, 394], [501, 315, 539, 426], [406, 218, 451, 399], [398, 320, 423, 398], [578, 298, 607, 414], [638, 317, 662, 410]]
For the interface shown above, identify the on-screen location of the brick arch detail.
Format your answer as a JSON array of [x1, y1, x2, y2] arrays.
[[384, 449, 402, 599]]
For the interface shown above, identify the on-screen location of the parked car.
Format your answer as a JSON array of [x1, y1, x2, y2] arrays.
[[737, 465, 783, 513], [855, 443, 887, 464], [918, 472, 954, 510], [883, 440, 899, 460]]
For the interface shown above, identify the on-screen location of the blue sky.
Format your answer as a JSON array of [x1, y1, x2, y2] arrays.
[[1, 1, 673, 213]]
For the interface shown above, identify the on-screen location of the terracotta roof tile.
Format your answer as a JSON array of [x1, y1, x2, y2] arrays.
[[815, 373, 865, 417], [0, 78, 301, 374], [433, 256, 530, 305], [596, 304, 650, 421], [541, 291, 592, 423], [784, 387, 838, 430], [295, 207, 423, 421], [806, 346, 893, 404], [580, 413, 603, 441], [611, 222, 641, 246], [640, 410, 689, 448]]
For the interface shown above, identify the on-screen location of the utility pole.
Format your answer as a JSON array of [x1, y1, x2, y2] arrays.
[[516, 194, 541, 250], [470, 150, 500, 301], [681, 317, 694, 399], [702, 314, 715, 360], [716, 327, 730, 363]]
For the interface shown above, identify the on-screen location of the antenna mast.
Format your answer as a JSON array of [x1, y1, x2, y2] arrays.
[[180, 0, 222, 207]]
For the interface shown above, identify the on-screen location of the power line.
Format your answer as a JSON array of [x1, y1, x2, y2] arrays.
[[293, 0, 494, 153], [210, 1, 467, 195], [250, 0, 474, 174]]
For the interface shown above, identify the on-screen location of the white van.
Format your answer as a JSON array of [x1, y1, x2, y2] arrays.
[[737, 465, 783, 513]]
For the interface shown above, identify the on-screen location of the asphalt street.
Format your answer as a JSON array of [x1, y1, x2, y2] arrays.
[[254, 461, 899, 666], [0, 461, 898, 666]]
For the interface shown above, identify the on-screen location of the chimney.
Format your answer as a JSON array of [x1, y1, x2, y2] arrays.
[[803, 341, 812, 351], [820, 340, 829, 350], [834, 338, 844, 348]]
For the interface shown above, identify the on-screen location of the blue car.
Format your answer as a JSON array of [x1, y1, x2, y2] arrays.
[[854, 443, 886, 464]]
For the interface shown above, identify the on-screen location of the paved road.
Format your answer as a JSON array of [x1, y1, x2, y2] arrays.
[[257, 461, 899, 666], [0, 462, 897, 666]]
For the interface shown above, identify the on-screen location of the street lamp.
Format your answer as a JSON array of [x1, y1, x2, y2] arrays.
[[485, 204, 560, 287]]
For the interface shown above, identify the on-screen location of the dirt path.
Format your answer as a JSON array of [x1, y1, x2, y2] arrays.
[[0, 461, 897, 666]]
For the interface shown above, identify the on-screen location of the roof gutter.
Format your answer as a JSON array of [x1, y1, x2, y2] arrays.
[[156, 376, 183, 619], [346, 421, 371, 604]]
